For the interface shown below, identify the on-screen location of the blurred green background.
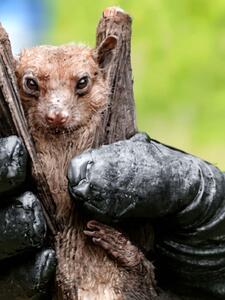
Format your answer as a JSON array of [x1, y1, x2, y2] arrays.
[[2, 0, 225, 168]]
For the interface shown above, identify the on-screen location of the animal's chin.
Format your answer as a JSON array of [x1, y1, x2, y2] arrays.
[[33, 122, 79, 135], [34, 120, 89, 136], [47, 125, 78, 135]]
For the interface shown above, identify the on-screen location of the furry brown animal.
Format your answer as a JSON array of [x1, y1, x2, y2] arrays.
[[15, 39, 157, 300]]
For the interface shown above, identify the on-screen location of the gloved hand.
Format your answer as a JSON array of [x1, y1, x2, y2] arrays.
[[0, 136, 56, 300], [68, 132, 225, 299], [68, 132, 202, 222]]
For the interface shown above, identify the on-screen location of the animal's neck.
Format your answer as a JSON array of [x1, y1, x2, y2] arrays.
[[34, 121, 98, 155], [31, 116, 100, 217]]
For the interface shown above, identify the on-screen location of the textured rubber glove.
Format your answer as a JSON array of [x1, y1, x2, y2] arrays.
[[0, 135, 27, 194], [0, 136, 56, 299], [68, 133, 202, 222]]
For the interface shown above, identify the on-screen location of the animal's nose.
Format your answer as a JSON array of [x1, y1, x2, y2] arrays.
[[45, 110, 69, 126]]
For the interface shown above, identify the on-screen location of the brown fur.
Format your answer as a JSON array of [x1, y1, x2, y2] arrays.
[[16, 43, 157, 300]]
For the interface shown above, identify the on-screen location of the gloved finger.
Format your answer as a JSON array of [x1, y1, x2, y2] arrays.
[[68, 152, 93, 187], [69, 181, 91, 201], [129, 132, 151, 143], [0, 248, 56, 300], [0, 192, 46, 261], [31, 249, 56, 294], [83, 201, 104, 215], [0, 136, 27, 194], [83, 201, 119, 224]]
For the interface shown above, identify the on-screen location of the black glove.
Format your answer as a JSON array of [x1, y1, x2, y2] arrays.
[[0, 134, 27, 194], [68, 132, 203, 221], [0, 136, 56, 300], [68, 132, 225, 299]]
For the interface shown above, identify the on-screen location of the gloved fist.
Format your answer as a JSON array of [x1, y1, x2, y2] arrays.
[[0, 135, 27, 194], [0, 136, 56, 300], [68, 133, 155, 222]]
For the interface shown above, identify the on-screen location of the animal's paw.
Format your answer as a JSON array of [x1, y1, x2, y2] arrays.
[[84, 220, 143, 268]]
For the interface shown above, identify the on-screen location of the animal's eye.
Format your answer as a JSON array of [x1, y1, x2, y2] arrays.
[[22, 75, 39, 97], [76, 76, 89, 90], [25, 78, 39, 92]]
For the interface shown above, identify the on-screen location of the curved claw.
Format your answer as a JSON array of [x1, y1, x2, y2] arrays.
[[103, 7, 125, 18]]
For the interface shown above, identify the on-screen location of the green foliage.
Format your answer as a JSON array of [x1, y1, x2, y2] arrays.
[[47, 0, 225, 168]]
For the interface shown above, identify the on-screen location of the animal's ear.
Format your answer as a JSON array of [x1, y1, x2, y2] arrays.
[[95, 35, 118, 69]]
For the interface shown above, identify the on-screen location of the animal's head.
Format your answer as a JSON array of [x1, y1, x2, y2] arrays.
[[15, 36, 117, 135]]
